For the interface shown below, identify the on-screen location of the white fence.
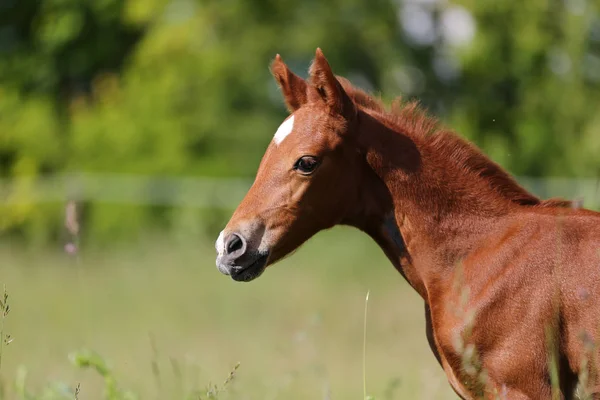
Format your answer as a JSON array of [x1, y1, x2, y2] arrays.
[[1, 173, 599, 209], [0, 173, 252, 209]]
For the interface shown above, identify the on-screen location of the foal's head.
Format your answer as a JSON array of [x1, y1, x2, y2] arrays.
[[215, 49, 363, 281]]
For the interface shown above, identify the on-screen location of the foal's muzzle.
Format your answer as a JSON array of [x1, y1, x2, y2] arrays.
[[215, 232, 268, 282]]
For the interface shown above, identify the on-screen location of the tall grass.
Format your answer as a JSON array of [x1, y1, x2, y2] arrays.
[[0, 231, 449, 399], [5, 218, 595, 399], [0, 285, 10, 373], [363, 290, 371, 400], [0, 279, 385, 400]]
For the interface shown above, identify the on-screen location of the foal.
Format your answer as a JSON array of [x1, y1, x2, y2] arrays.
[[215, 48, 600, 399]]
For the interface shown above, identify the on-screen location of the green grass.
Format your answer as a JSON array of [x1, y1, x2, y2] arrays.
[[0, 227, 456, 399]]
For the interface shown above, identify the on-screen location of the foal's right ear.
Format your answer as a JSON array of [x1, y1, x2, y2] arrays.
[[270, 54, 308, 112]]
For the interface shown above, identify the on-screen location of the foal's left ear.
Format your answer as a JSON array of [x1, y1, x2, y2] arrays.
[[308, 48, 356, 119]]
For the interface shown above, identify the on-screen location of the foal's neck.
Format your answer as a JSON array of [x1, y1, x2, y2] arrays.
[[352, 110, 517, 299]]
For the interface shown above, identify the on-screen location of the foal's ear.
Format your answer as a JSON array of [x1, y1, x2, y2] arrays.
[[308, 48, 356, 119], [270, 54, 308, 112]]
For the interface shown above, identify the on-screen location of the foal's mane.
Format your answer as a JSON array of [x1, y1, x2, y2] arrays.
[[337, 77, 571, 208]]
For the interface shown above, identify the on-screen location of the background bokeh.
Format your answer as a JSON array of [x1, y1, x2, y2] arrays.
[[0, 0, 599, 399]]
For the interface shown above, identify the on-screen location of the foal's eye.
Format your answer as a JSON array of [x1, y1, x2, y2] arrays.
[[293, 156, 320, 175]]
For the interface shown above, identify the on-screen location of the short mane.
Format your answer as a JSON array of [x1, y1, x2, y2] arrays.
[[336, 76, 571, 208]]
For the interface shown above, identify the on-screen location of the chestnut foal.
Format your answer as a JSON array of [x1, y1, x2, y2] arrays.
[[215, 49, 600, 399]]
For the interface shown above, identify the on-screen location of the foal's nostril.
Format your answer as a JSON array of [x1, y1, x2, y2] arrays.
[[226, 233, 245, 255]]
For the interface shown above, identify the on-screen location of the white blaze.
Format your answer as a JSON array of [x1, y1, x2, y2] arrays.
[[273, 115, 295, 145], [215, 230, 225, 258]]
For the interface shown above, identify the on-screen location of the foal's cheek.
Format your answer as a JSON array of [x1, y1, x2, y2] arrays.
[[287, 178, 311, 205]]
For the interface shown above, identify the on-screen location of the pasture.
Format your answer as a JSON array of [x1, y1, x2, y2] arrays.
[[0, 227, 456, 399], [2, 0, 599, 398]]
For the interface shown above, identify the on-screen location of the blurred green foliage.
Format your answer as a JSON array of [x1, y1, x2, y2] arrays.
[[0, 0, 599, 243]]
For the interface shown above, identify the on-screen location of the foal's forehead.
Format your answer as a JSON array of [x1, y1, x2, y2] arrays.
[[273, 115, 295, 146], [271, 108, 328, 147]]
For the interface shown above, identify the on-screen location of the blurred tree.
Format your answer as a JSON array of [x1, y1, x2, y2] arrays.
[[0, 0, 403, 241], [0, 0, 144, 241], [448, 0, 600, 177], [0, 0, 598, 243]]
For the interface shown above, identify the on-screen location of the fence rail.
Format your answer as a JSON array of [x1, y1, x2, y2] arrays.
[[1, 173, 599, 209]]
